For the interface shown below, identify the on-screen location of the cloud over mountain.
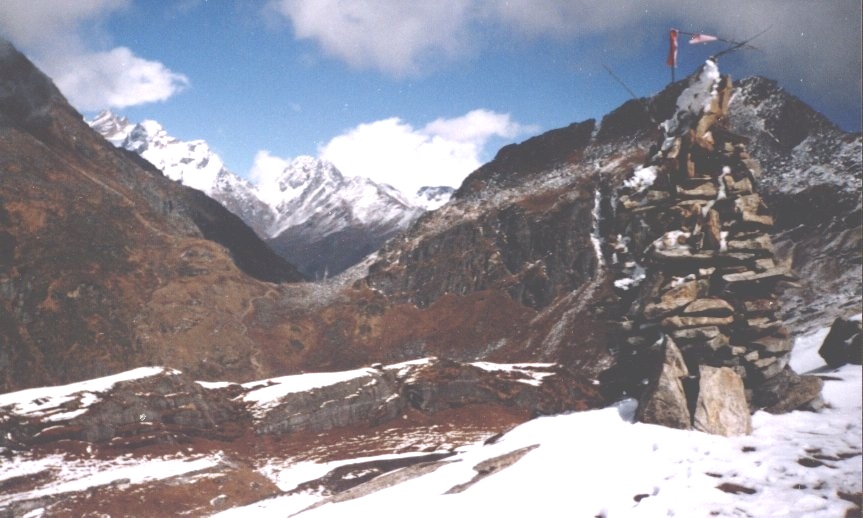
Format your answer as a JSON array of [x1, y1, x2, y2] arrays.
[[269, 0, 861, 118], [313, 109, 536, 194], [0, 0, 188, 110]]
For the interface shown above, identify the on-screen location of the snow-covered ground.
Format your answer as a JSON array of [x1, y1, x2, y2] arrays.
[[222, 325, 861, 517], [1, 326, 859, 517]]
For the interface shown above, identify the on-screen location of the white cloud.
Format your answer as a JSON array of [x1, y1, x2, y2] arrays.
[[250, 150, 292, 184], [0, 0, 188, 110], [45, 48, 189, 110], [268, 0, 860, 118], [317, 109, 535, 195], [267, 0, 475, 76]]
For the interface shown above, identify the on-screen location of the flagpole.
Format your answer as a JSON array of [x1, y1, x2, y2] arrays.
[[667, 28, 679, 85]]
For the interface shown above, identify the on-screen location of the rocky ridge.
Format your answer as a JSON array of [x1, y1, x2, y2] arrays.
[[0, 39, 303, 391]]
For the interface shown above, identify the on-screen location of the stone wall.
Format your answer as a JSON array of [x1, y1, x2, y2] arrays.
[[605, 66, 823, 435]]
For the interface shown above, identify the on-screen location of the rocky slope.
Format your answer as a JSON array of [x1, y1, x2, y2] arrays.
[[0, 39, 303, 391], [88, 112, 449, 278]]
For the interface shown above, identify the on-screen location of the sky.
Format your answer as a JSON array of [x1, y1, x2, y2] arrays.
[[0, 0, 860, 195]]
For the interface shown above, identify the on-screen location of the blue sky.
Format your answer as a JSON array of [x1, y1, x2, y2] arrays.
[[0, 1, 860, 194]]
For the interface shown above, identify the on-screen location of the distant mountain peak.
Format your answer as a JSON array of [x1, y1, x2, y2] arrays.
[[88, 110, 134, 146], [86, 115, 449, 278]]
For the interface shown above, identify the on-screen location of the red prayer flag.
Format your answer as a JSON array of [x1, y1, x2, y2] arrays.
[[689, 33, 719, 44], [667, 29, 678, 67]]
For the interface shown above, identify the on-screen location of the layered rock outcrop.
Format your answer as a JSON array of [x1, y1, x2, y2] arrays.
[[605, 61, 824, 435], [0, 358, 601, 450]]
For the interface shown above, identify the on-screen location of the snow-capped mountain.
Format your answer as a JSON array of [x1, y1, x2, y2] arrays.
[[89, 111, 274, 236], [87, 112, 447, 277], [259, 155, 424, 278], [87, 109, 133, 146]]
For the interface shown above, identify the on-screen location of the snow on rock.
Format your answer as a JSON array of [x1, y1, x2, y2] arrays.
[[86, 113, 437, 243], [241, 367, 377, 412], [0, 366, 178, 419], [260, 155, 420, 240], [414, 186, 455, 210], [86, 110, 134, 146], [0, 452, 221, 508], [469, 362, 557, 386], [661, 59, 721, 140], [622, 165, 658, 193]]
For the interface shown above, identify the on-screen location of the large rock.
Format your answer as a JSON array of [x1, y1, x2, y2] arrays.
[[693, 366, 751, 436], [636, 338, 692, 429], [752, 368, 824, 413], [818, 317, 863, 367]]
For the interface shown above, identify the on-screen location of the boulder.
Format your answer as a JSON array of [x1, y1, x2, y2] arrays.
[[752, 368, 824, 414], [740, 158, 762, 179], [670, 325, 723, 342], [670, 325, 731, 352], [703, 209, 722, 250], [636, 338, 692, 430], [722, 266, 790, 285], [818, 317, 863, 367], [652, 248, 716, 263], [744, 318, 784, 337], [693, 366, 751, 436], [752, 354, 790, 379]]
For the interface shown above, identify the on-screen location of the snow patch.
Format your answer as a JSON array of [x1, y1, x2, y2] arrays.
[[0, 366, 179, 418], [661, 60, 721, 140], [623, 165, 657, 193]]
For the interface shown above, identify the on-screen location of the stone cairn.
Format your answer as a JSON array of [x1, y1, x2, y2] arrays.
[[606, 62, 823, 436]]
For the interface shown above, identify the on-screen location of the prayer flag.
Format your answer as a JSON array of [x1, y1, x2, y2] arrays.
[[689, 33, 719, 44], [667, 29, 679, 67]]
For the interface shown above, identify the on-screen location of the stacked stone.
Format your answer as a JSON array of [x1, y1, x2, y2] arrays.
[[607, 69, 821, 435]]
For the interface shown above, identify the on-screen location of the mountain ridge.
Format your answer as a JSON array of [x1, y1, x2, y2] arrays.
[[87, 111, 453, 277]]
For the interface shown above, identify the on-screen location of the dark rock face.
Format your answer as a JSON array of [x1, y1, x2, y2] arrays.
[[727, 76, 862, 332], [268, 224, 400, 280], [365, 182, 597, 310], [456, 120, 596, 198], [819, 317, 863, 368]]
